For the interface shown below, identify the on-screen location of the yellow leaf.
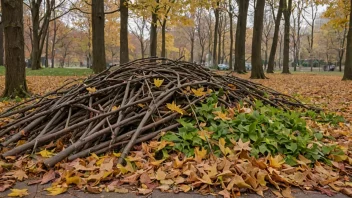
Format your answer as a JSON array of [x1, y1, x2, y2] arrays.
[[86, 87, 97, 94], [37, 149, 55, 158], [137, 103, 145, 108], [46, 186, 67, 196], [197, 130, 213, 141], [194, 147, 207, 163], [269, 155, 285, 169], [191, 87, 207, 97], [8, 189, 29, 197], [115, 188, 129, 194], [219, 138, 232, 155], [154, 78, 164, 88], [66, 176, 81, 186], [227, 175, 252, 190], [166, 101, 183, 115], [213, 111, 231, 121], [117, 160, 135, 174], [178, 184, 191, 192], [112, 106, 120, 111]]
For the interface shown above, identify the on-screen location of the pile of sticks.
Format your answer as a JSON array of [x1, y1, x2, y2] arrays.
[[0, 58, 312, 167]]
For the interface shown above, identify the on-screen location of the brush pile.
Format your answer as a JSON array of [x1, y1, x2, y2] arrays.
[[0, 58, 312, 167]]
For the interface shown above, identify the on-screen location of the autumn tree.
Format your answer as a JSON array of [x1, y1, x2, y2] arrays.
[[343, 0, 352, 80], [282, 0, 292, 74], [250, 0, 266, 79], [234, 0, 250, 73], [267, 0, 283, 73], [323, 0, 350, 72], [92, 0, 106, 73], [1, 0, 28, 97]]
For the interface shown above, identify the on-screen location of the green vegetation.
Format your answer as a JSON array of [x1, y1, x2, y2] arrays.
[[0, 67, 92, 76], [162, 95, 345, 165]]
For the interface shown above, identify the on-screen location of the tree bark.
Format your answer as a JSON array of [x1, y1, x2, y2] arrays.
[[150, 0, 159, 58], [343, 0, 352, 80], [1, 0, 29, 98], [0, 21, 4, 66], [228, 0, 234, 70], [120, 0, 129, 64], [234, 0, 249, 73], [92, 0, 106, 73], [267, 0, 283, 73], [51, 9, 57, 68], [250, 0, 266, 79], [161, 19, 166, 59], [213, 1, 220, 67], [282, 0, 292, 74], [217, 17, 221, 64], [45, 23, 49, 68]]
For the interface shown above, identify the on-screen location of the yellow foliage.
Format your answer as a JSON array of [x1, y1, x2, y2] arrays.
[[166, 101, 183, 115]]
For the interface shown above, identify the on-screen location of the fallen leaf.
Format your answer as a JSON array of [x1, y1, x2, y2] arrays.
[[41, 170, 56, 184], [154, 78, 164, 88], [192, 87, 206, 97], [37, 149, 55, 158], [282, 187, 293, 198], [195, 147, 207, 163], [8, 189, 29, 197], [219, 189, 231, 198], [138, 188, 152, 195], [156, 168, 167, 181], [86, 87, 97, 94], [166, 101, 183, 115], [46, 186, 67, 196]]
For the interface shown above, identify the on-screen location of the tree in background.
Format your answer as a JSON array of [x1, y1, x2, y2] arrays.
[[267, 0, 283, 73], [343, 0, 352, 80], [92, 0, 106, 73], [234, 0, 249, 73], [120, 0, 129, 64], [1, 0, 28, 97], [282, 0, 292, 74], [250, 0, 266, 79]]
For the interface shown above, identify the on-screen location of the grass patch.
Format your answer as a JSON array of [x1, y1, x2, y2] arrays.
[[0, 66, 93, 76]]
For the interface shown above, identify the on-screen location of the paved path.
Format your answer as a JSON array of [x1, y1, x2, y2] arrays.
[[0, 182, 349, 198]]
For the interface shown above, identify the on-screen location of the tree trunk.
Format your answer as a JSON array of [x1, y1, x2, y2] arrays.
[[282, 0, 292, 74], [51, 10, 57, 68], [120, 0, 129, 64], [31, 1, 41, 70], [161, 19, 166, 59], [234, 0, 249, 73], [229, 0, 234, 70], [0, 21, 4, 66], [213, 1, 220, 67], [267, 0, 283, 73], [343, 0, 352, 80], [92, 0, 106, 73], [1, 0, 28, 98], [190, 37, 194, 63], [250, 0, 266, 79], [150, 0, 159, 57], [217, 20, 221, 64], [45, 24, 49, 68]]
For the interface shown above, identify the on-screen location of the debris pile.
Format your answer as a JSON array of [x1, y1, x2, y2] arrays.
[[0, 58, 311, 168]]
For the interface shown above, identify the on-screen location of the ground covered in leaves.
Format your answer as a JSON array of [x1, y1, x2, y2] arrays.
[[0, 73, 352, 197]]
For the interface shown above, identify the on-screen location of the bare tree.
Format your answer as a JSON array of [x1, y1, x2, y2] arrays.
[[302, 0, 318, 72], [130, 17, 149, 59], [262, 5, 274, 71]]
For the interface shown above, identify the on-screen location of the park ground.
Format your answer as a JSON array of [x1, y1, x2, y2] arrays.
[[0, 68, 351, 197]]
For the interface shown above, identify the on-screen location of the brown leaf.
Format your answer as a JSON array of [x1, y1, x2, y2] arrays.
[[282, 187, 293, 198], [138, 188, 153, 195], [140, 172, 152, 184], [41, 170, 56, 184], [219, 189, 231, 198], [87, 186, 101, 194]]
